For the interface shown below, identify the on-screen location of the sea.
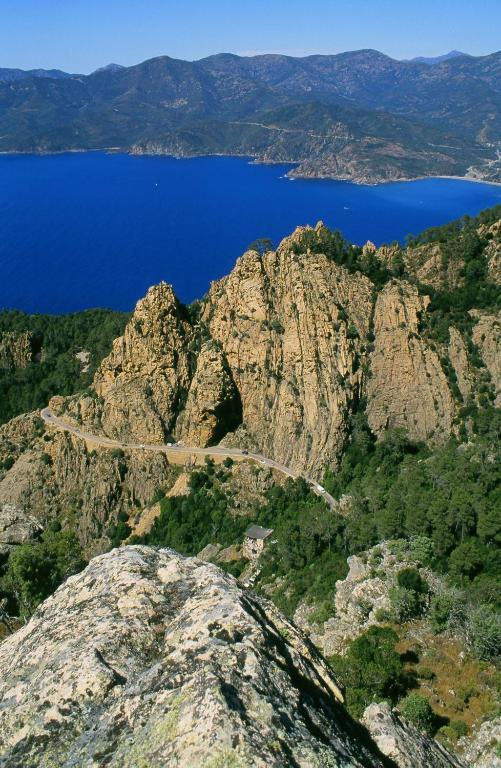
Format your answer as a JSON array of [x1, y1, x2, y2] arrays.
[[0, 152, 499, 314]]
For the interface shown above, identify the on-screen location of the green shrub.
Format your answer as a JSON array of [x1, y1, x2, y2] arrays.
[[416, 666, 435, 680], [466, 604, 501, 660], [218, 559, 247, 578], [397, 567, 428, 594], [399, 693, 435, 734], [328, 626, 407, 718], [449, 719, 468, 738], [1, 456, 15, 471], [408, 536, 434, 566], [1, 529, 86, 619], [106, 520, 132, 548], [389, 584, 427, 623], [429, 588, 465, 633], [374, 607, 393, 623]]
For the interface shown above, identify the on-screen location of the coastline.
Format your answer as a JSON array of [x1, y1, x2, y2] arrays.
[[0, 147, 499, 188], [390, 174, 501, 189]]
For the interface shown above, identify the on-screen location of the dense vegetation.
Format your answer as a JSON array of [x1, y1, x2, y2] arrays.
[[329, 626, 409, 718], [413, 204, 501, 343], [129, 459, 250, 553], [290, 225, 394, 287], [323, 416, 500, 603], [0, 308, 129, 424], [0, 525, 86, 620]]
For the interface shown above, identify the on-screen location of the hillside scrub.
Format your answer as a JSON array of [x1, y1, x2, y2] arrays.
[[0, 308, 129, 424]]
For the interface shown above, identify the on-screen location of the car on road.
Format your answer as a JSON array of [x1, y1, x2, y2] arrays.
[[167, 442, 172, 447], [242, 450, 249, 455], [139, 444, 145, 448]]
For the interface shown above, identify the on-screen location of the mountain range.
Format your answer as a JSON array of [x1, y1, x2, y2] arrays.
[[0, 48, 499, 183], [407, 50, 469, 65]]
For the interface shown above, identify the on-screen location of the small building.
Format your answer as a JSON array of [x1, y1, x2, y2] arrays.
[[243, 524, 273, 560]]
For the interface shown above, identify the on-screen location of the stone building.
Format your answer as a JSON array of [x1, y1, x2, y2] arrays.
[[242, 525, 273, 560]]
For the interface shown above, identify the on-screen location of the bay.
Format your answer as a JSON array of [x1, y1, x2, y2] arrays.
[[0, 153, 499, 313]]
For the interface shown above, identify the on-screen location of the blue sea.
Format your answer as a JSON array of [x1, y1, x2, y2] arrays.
[[0, 153, 500, 314]]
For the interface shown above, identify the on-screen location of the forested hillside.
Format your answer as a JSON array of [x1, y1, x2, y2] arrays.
[[0, 49, 499, 182], [0, 309, 129, 424]]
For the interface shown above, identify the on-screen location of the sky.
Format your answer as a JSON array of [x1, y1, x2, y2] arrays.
[[2, 0, 500, 73]]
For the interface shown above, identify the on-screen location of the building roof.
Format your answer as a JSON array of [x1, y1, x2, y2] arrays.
[[245, 525, 273, 540]]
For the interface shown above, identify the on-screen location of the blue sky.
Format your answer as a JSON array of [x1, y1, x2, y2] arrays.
[[3, 0, 500, 73]]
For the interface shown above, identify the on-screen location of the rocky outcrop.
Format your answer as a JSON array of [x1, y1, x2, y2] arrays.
[[304, 543, 433, 657], [0, 331, 33, 370], [93, 282, 193, 442], [470, 310, 501, 406], [448, 327, 474, 400], [203, 225, 374, 473], [176, 340, 242, 446], [0, 504, 42, 563], [462, 716, 501, 768], [362, 703, 466, 768], [0, 546, 393, 767], [367, 281, 455, 443], [0, 416, 178, 554]]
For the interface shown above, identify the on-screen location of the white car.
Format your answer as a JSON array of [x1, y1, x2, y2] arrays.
[[139, 443, 145, 448], [167, 442, 173, 447]]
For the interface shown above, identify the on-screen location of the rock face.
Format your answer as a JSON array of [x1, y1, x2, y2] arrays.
[[448, 327, 474, 400], [367, 281, 455, 443], [82, 224, 497, 476], [176, 340, 242, 446], [362, 703, 466, 768], [0, 414, 177, 554], [93, 283, 193, 442], [304, 543, 433, 657], [0, 504, 42, 562], [0, 546, 392, 767], [202, 227, 373, 474], [462, 715, 501, 768], [0, 331, 32, 370], [471, 310, 501, 406]]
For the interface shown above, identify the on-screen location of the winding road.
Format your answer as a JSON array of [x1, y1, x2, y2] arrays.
[[41, 408, 337, 509]]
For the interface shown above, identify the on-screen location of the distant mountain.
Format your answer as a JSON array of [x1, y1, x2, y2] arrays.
[[0, 67, 72, 82], [91, 63, 125, 75], [0, 48, 499, 183], [407, 50, 470, 65]]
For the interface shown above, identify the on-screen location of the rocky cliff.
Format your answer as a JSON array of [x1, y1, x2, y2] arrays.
[[0, 214, 498, 547], [61, 217, 499, 474], [366, 281, 455, 442], [0, 331, 33, 370], [93, 282, 193, 442], [362, 703, 466, 768], [0, 546, 391, 768], [202, 226, 373, 472]]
